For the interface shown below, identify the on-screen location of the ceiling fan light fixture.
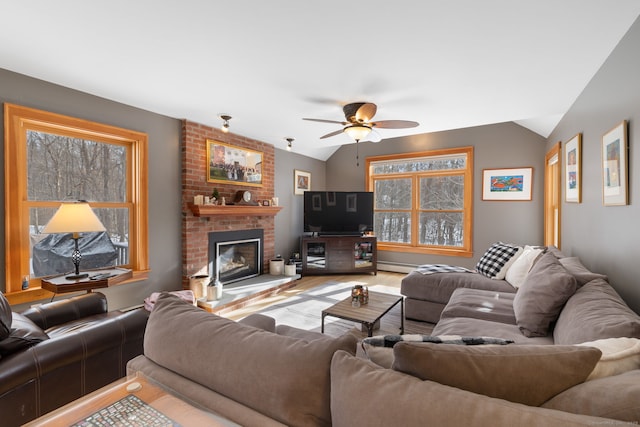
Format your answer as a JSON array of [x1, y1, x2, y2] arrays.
[[218, 114, 232, 133], [344, 124, 372, 142]]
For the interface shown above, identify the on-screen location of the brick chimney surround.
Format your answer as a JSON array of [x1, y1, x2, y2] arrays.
[[181, 119, 277, 290]]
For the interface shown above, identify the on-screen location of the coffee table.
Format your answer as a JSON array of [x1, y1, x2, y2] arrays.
[[24, 372, 238, 426], [321, 291, 404, 337]]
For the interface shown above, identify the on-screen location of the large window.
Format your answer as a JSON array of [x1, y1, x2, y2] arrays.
[[366, 147, 473, 257], [4, 104, 149, 302]]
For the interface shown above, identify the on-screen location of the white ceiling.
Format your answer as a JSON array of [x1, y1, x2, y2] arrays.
[[2, 1, 640, 160]]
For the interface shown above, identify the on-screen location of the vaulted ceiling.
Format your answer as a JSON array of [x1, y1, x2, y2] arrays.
[[2, 1, 640, 160]]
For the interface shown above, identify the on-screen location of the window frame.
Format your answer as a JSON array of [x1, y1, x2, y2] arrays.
[[365, 146, 474, 257], [4, 103, 149, 304]]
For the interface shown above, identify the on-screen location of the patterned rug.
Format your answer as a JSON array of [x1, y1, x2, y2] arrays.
[[254, 280, 434, 338]]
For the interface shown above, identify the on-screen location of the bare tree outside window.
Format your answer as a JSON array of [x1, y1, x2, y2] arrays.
[[366, 147, 473, 256]]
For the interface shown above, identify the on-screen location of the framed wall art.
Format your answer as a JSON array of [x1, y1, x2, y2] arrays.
[[206, 140, 263, 186], [601, 120, 628, 206], [294, 169, 311, 195], [565, 133, 582, 203], [482, 167, 533, 201]]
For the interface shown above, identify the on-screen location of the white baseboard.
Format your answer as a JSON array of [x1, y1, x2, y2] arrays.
[[377, 262, 417, 274]]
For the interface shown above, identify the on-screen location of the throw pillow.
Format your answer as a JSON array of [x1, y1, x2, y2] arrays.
[[505, 245, 544, 288], [331, 350, 605, 427], [0, 291, 12, 341], [512, 251, 577, 337], [475, 242, 523, 279], [392, 342, 601, 406], [0, 313, 49, 356], [558, 257, 608, 287], [577, 337, 640, 380], [361, 334, 513, 368], [144, 293, 357, 427]]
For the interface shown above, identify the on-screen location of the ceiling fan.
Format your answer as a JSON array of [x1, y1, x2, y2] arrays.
[[303, 102, 419, 143]]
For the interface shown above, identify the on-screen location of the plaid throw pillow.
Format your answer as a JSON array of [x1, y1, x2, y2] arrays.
[[476, 242, 522, 279]]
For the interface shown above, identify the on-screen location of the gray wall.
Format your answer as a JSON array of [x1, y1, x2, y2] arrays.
[[0, 68, 183, 311], [547, 16, 640, 313], [325, 122, 547, 269], [273, 148, 326, 259]]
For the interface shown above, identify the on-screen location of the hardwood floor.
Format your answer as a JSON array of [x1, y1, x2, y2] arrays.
[[223, 271, 405, 321]]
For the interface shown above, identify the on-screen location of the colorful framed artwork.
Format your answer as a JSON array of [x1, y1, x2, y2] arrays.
[[294, 169, 311, 195], [601, 121, 628, 206], [482, 167, 533, 201], [565, 133, 582, 203], [206, 140, 263, 187]]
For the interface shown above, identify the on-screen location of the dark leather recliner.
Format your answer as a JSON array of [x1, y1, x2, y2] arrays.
[[0, 291, 149, 426]]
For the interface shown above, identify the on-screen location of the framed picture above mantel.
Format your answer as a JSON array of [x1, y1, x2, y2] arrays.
[[206, 140, 263, 187]]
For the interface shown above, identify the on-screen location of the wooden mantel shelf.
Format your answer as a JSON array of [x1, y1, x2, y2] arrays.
[[189, 204, 283, 217]]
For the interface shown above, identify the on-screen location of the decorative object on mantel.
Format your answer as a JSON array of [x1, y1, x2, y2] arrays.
[[601, 120, 628, 206], [206, 139, 263, 187]]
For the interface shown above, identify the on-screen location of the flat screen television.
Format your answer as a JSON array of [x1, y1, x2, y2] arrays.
[[303, 191, 374, 236]]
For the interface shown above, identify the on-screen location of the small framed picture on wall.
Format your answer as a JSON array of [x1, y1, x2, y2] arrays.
[[294, 169, 311, 195], [565, 133, 582, 203], [602, 120, 628, 206]]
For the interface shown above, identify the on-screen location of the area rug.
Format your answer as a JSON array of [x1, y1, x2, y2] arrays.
[[254, 280, 434, 338]]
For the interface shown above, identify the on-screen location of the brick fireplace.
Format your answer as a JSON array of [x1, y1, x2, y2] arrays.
[[181, 120, 277, 290]]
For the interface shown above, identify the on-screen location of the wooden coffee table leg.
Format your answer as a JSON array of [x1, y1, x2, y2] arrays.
[[365, 322, 374, 337], [321, 312, 326, 334], [400, 299, 405, 334]]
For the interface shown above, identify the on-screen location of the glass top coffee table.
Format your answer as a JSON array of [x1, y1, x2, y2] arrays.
[[24, 372, 238, 426], [321, 291, 404, 337]]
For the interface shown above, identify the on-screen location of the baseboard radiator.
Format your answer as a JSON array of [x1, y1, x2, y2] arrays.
[[377, 262, 417, 274]]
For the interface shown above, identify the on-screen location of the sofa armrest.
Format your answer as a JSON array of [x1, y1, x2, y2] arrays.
[[0, 307, 148, 426], [20, 292, 108, 329]]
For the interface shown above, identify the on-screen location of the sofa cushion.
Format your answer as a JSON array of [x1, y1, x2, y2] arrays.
[[476, 242, 523, 279], [577, 337, 640, 380], [0, 292, 12, 340], [542, 370, 640, 423], [361, 334, 513, 368], [144, 293, 356, 427], [554, 278, 640, 345], [440, 288, 517, 324], [238, 313, 276, 332], [505, 245, 544, 288], [392, 342, 601, 406], [0, 313, 49, 357], [513, 252, 577, 337], [330, 350, 607, 427], [559, 257, 608, 287]]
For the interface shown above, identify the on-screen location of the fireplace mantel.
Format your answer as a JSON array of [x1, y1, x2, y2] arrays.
[[190, 204, 282, 217]]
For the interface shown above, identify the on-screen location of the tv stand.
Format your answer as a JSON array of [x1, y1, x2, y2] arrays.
[[301, 235, 377, 276]]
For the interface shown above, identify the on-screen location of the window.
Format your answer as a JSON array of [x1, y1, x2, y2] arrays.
[[4, 104, 149, 301], [366, 147, 473, 257]]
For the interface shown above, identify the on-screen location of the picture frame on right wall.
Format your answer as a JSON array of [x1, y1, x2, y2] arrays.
[[565, 133, 582, 203], [601, 120, 628, 206]]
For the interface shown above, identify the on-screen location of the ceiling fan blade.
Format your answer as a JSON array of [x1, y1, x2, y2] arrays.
[[303, 118, 347, 125], [320, 129, 345, 139], [355, 103, 377, 122], [371, 120, 419, 129], [364, 129, 382, 143]]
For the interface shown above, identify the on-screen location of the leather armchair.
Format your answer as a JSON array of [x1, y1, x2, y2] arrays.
[[0, 292, 149, 426]]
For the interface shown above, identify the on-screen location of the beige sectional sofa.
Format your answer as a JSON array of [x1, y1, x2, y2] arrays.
[[128, 293, 639, 426]]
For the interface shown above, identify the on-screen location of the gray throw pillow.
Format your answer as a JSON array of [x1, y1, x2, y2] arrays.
[[392, 342, 601, 406], [513, 252, 577, 337]]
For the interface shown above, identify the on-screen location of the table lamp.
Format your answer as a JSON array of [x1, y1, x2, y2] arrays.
[[43, 201, 106, 280]]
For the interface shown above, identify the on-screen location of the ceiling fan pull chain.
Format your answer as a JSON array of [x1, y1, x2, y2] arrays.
[[356, 141, 360, 166]]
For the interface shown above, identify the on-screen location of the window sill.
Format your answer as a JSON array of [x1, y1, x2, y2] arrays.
[[378, 243, 473, 258]]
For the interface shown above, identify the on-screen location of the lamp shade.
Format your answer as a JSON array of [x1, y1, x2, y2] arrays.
[[43, 202, 106, 234], [344, 125, 372, 142]]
